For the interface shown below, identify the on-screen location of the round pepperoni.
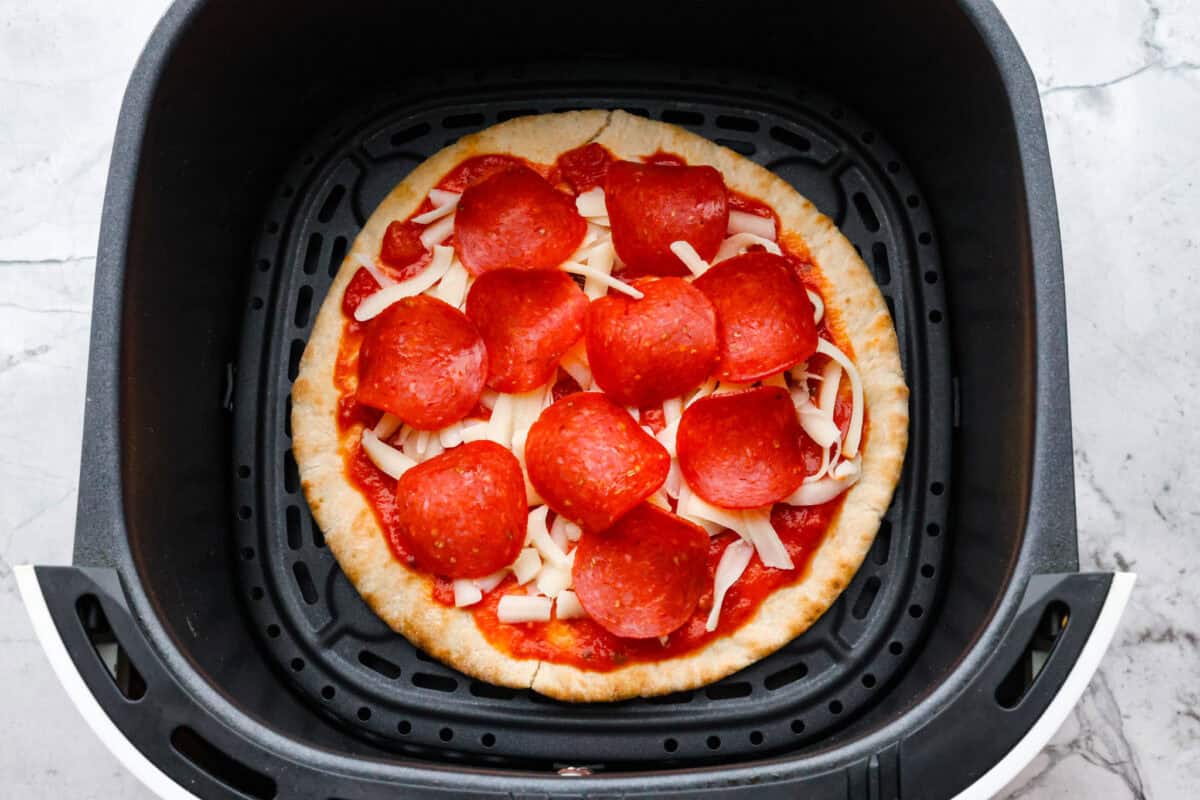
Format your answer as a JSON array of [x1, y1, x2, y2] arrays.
[[437, 154, 528, 193], [604, 160, 728, 277], [465, 269, 588, 392], [380, 220, 428, 275], [585, 276, 718, 407], [525, 393, 670, 532], [693, 251, 818, 382], [454, 166, 586, 275], [357, 295, 486, 430], [676, 386, 806, 508], [394, 441, 527, 578], [556, 143, 613, 193], [572, 503, 709, 639]]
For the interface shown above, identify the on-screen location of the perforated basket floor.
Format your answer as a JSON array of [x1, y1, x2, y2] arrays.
[[231, 62, 952, 768]]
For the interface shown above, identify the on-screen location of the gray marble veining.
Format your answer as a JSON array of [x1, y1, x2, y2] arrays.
[[1, 0, 1195, 797]]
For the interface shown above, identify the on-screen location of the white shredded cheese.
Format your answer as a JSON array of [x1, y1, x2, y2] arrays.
[[354, 253, 397, 288], [512, 548, 542, 585], [807, 289, 825, 325], [354, 245, 454, 321], [706, 539, 755, 631], [438, 422, 464, 449], [785, 465, 860, 505], [664, 458, 683, 500], [794, 389, 840, 448], [676, 484, 745, 537], [662, 397, 683, 427], [646, 490, 671, 510], [536, 564, 572, 598], [423, 436, 444, 460], [460, 420, 491, 443], [412, 192, 462, 225], [656, 418, 681, 458], [743, 507, 794, 569], [430, 258, 470, 308], [712, 232, 783, 264], [817, 338, 864, 458], [485, 392, 515, 447], [373, 413, 402, 440], [526, 505, 569, 566], [428, 188, 458, 206], [418, 213, 456, 249], [575, 187, 608, 218], [474, 569, 508, 593], [360, 430, 416, 479], [549, 520, 570, 553], [584, 241, 616, 300], [479, 389, 499, 410], [669, 240, 710, 277], [453, 579, 483, 607], [562, 261, 644, 299], [560, 346, 593, 390], [497, 594, 552, 623], [552, 514, 582, 543], [555, 589, 587, 619], [686, 377, 718, 408], [727, 210, 777, 240]]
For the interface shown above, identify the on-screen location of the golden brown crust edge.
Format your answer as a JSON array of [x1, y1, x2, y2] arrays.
[[291, 110, 909, 702]]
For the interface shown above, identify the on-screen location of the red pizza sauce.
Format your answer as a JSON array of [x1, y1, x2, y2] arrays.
[[331, 146, 867, 669]]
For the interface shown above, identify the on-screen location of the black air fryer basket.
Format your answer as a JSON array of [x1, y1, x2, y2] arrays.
[[18, 1, 1135, 797]]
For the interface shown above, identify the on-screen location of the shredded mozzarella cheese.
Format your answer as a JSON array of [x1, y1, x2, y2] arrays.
[[474, 570, 507, 593], [411, 191, 462, 225], [817, 339, 864, 458], [536, 564, 572, 599], [669, 240, 710, 277], [418, 213, 455, 249], [354, 245, 454, 321], [526, 506, 570, 566], [727, 210, 777, 240], [743, 507, 794, 569], [497, 594, 552, 623], [373, 413, 402, 439], [453, 579, 483, 607], [360, 430, 416, 479], [511, 548, 542, 585], [807, 289, 824, 325], [785, 464, 860, 505], [706, 539, 755, 631], [562, 261, 644, 299], [584, 241, 616, 300], [430, 258, 470, 308], [575, 187, 608, 218], [354, 253, 396, 287], [713, 232, 782, 264], [555, 590, 586, 619]]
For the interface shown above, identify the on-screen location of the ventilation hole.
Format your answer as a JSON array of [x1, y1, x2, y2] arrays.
[[889, 641, 904, 655], [791, 719, 805, 734], [706, 736, 721, 750], [315, 187, 345, 225], [443, 112, 485, 129], [705, 681, 752, 700], [414, 650, 438, 664], [290, 658, 304, 672], [931, 482, 945, 496], [358, 649, 402, 680], [861, 131, 876, 143], [470, 681, 518, 699], [293, 562, 318, 605], [390, 122, 430, 146], [287, 340, 303, 381], [624, 107, 651, 118], [286, 506, 302, 549], [237, 465, 250, 479], [251, 297, 264, 311], [439, 727, 454, 742], [995, 601, 1070, 709], [481, 733, 496, 748], [302, 232, 323, 275], [906, 194, 920, 208], [357, 707, 372, 721], [321, 685, 335, 700], [924, 270, 939, 284], [328, 236, 348, 278], [887, 160, 900, 173], [927, 522, 941, 536], [921, 564, 936, 578], [75, 595, 146, 701], [283, 450, 299, 493], [919, 231, 933, 245], [663, 738, 678, 753], [170, 727, 276, 800], [764, 661, 808, 690], [397, 720, 412, 734], [646, 690, 694, 705], [852, 192, 881, 233], [237, 506, 252, 520], [862, 673, 877, 688], [266, 624, 280, 638], [851, 575, 882, 620], [413, 673, 458, 693], [929, 310, 943, 324], [240, 547, 255, 561], [284, 396, 292, 439], [255, 259, 270, 272], [265, 221, 279, 234], [909, 604, 924, 618], [829, 700, 844, 714], [662, 109, 704, 125], [312, 523, 325, 549], [770, 126, 812, 152], [497, 108, 538, 122], [716, 138, 756, 156], [750, 731, 765, 746], [250, 587, 264, 600], [715, 114, 759, 132], [870, 242, 891, 285], [871, 519, 891, 565]]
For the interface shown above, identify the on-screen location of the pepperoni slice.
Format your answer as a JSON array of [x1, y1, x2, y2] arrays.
[[556, 143, 613, 193], [342, 268, 381, 318], [572, 504, 709, 638], [380, 220, 427, 273], [525, 393, 670, 532], [676, 386, 806, 508], [357, 295, 486, 430], [394, 441, 527, 578], [465, 269, 588, 392], [437, 154, 528, 193], [454, 166, 586, 276], [585, 276, 718, 407], [604, 160, 728, 277], [693, 251, 818, 382]]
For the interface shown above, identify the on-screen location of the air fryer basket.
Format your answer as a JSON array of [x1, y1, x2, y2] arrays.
[[18, 1, 1133, 798]]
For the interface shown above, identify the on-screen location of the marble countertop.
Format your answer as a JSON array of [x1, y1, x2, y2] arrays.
[[0, 1, 1194, 797]]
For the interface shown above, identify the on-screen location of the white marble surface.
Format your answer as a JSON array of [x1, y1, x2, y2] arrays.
[[0, 1, 1195, 797]]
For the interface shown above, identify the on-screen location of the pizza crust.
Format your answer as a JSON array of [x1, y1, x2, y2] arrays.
[[292, 110, 908, 702]]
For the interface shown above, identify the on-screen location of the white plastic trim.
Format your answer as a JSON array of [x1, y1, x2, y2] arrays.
[[15, 565, 201, 800], [952, 572, 1136, 800]]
